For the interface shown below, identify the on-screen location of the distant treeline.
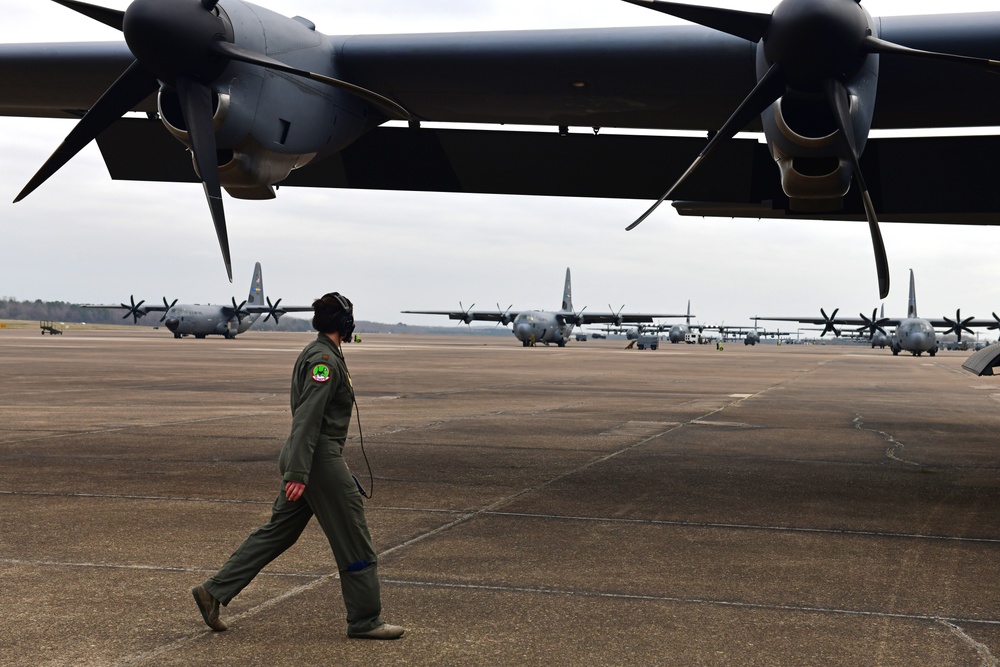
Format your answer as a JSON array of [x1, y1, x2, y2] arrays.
[[0, 297, 507, 335]]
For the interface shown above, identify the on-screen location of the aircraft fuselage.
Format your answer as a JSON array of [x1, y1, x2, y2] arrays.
[[669, 323, 692, 343], [891, 318, 937, 356], [164, 305, 259, 339], [513, 311, 573, 347]]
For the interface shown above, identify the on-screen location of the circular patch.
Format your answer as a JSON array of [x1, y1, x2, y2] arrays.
[[311, 363, 331, 383]]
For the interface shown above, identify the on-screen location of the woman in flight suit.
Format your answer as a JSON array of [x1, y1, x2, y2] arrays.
[[192, 292, 404, 640]]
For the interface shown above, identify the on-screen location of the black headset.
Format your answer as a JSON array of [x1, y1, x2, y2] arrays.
[[325, 292, 356, 340]]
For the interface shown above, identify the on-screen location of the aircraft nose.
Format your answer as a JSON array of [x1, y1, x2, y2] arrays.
[[164, 317, 180, 331], [515, 322, 531, 339]]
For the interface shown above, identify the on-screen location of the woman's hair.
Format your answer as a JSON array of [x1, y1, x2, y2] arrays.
[[312, 292, 354, 336]]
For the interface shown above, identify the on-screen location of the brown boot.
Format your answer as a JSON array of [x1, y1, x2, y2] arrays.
[[191, 584, 228, 632]]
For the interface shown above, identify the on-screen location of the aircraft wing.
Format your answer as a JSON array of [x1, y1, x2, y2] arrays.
[[757, 314, 903, 338], [575, 312, 689, 325], [8, 6, 1000, 292], [89, 120, 1000, 225], [243, 305, 312, 315], [925, 316, 1000, 331], [0, 42, 142, 119], [4, 17, 998, 213], [79, 300, 168, 323], [79, 303, 165, 312], [401, 310, 520, 324], [5, 17, 1000, 128], [758, 316, 902, 327]]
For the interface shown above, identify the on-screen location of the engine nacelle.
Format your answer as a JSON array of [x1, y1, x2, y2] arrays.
[[756, 11, 880, 213], [155, 0, 377, 199]]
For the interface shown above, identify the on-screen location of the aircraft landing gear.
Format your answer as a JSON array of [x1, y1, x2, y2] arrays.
[[929, 347, 937, 357]]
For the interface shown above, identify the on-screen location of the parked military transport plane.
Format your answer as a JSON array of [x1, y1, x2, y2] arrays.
[[82, 262, 310, 338], [403, 268, 687, 347], [759, 270, 999, 356], [5, 0, 1000, 294]]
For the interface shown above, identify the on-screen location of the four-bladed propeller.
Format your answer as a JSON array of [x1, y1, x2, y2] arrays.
[[15, 0, 412, 283], [622, 0, 1000, 300]]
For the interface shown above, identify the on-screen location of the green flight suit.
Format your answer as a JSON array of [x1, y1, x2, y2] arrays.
[[204, 333, 384, 634]]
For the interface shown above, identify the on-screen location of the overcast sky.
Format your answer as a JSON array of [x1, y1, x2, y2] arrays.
[[2, 1, 999, 331]]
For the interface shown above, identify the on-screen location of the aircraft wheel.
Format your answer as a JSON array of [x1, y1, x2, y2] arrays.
[[892, 347, 899, 356], [174, 332, 181, 339], [195, 334, 206, 339], [557, 340, 566, 347], [929, 348, 937, 357]]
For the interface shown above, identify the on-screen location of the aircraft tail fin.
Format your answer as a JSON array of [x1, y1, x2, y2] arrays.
[[562, 267, 573, 312], [248, 262, 264, 306], [907, 269, 917, 319]]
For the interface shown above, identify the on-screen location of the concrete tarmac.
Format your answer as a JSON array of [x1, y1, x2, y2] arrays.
[[1, 329, 998, 666]]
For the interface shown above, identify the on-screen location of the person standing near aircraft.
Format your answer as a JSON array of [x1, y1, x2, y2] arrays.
[[192, 292, 405, 640]]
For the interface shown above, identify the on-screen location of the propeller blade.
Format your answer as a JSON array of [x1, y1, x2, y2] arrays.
[[175, 76, 232, 282], [944, 309, 976, 341], [856, 308, 888, 339], [15, 61, 157, 203], [121, 295, 146, 323], [864, 36, 1000, 74], [496, 303, 513, 326], [619, 0, 771, 43], [159, 297, 178, 322], [210, 41, 413, 122], [626, 63, 785, 230], [823, 78, 889, 299], [51, 0, 125, 31], [820, 307, 841, 337], [264, 297, 283, 323], [458, 302, 475, 325]]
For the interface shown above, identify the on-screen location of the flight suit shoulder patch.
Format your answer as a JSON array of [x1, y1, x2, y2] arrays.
[[311, 362, 332, 383]]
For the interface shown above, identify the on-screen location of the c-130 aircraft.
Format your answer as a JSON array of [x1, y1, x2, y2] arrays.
[[81, 262, 311, 338], [758, 270, 1000, 356], [403, 268, 688, 347]]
